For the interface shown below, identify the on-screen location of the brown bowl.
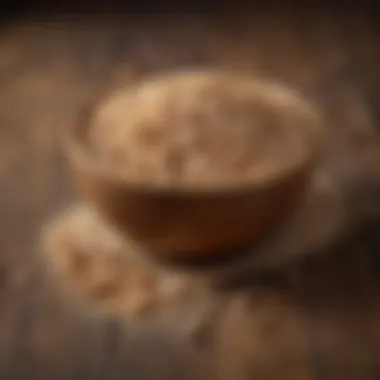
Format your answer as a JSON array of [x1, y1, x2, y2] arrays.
[[66, 78, 324, 262]]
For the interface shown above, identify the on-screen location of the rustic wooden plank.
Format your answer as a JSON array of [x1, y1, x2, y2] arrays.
[[0, 12, 379, 380]]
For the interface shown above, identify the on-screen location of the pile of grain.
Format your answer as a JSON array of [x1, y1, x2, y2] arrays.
[[42, 205, 213, 324], [89, 71, 317, 188]]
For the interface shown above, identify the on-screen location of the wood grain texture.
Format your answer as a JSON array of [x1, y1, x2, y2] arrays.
[[0, 10, 380, 380]]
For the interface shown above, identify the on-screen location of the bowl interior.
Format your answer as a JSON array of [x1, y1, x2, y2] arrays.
[[67, 75, 325, 196]]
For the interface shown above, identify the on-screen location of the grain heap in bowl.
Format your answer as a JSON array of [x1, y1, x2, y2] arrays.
[[88, 71, 321, 189]]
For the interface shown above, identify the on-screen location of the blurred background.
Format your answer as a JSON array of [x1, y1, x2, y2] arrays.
[[0, 3, 380, 379]]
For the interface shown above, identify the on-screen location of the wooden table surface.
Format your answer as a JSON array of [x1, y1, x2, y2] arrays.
[[0, 10, 380, 380]]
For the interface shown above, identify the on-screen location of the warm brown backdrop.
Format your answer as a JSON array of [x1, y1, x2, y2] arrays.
[[0, 10, 380, 380]]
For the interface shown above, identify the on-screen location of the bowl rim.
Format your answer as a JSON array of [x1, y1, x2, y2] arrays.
[[65, 75, 326, 196]]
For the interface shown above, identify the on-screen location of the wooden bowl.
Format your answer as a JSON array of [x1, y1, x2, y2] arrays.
[[66, 76, 324, 262]]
